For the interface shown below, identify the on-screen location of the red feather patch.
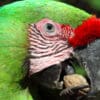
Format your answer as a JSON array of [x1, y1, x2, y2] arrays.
[[68, 16, 100, 48]]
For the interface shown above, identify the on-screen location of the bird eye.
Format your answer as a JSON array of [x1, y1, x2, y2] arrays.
[[44, 23, 55, 34]]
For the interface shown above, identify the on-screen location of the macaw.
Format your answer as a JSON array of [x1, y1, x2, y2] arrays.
[[29, 8, 100, 100], [27, 18, 93, 100], [0, 0, 91, 100], [0, 0, 99, 100]]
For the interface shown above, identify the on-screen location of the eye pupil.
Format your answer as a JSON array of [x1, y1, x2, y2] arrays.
[[44, 23, 55, 34], [47, 23, 53, 30]]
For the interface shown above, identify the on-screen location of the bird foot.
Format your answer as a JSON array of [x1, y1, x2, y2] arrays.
[[60, 87, 73, 96]]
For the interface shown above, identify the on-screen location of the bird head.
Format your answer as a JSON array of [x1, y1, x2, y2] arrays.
[[28, 18, 74, 75]]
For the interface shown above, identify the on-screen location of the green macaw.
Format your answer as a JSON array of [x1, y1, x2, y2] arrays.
[[0, 0, 91, 100]]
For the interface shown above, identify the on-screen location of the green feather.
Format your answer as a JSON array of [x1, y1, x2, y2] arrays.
[[72, 63, 87, 77], [0, 0, 91, 99]]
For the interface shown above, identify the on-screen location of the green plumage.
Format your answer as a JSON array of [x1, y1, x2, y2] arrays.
[[0, 0, 91, 99], [71, 61, 87, 77]]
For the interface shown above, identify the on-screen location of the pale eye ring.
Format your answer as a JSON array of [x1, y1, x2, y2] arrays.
[[44, 23, 55, 34]]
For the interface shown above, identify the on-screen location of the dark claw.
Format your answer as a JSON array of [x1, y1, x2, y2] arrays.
[[60, 85, 89, 96], [60, 87, 73, 96], [71, 85, 89, 91]]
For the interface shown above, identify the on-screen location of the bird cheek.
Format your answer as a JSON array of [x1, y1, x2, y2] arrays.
[[59, 31, 68, 41], [69, 31, 75, 39]]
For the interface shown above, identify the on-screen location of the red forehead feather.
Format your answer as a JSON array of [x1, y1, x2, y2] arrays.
[[65, 16, 100, 48]]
